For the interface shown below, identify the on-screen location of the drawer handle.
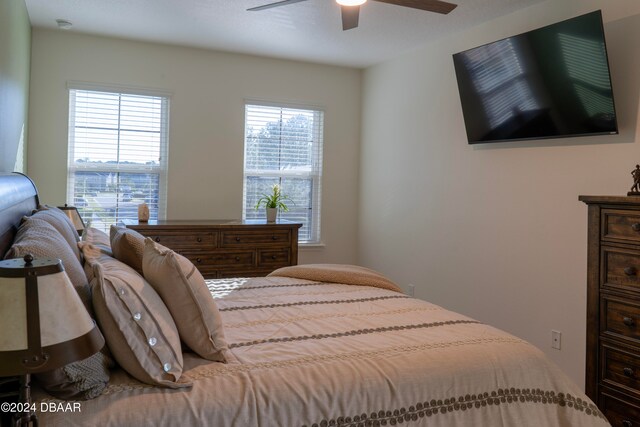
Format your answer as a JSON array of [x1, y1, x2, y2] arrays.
[[271, 255, 277, 260], [272, 236, 278, 240], [235, 256, 240, 261], [196, 258, 202, 264], [624, 267, 638, 276], [236, 237, 241, 242], [197, 237, 202, 243], [624, 317, 636, 327], [624, 367, 635, 377], [633, 223, 640, 232], [155, 237, 161, 243], [623, 420, 633, 427]]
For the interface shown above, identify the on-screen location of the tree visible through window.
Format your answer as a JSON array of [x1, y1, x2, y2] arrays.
[[67, 88, 169, 230], [243, 103, 324, 244]]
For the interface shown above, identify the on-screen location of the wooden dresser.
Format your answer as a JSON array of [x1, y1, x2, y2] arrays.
[[580, 195, 640, 425], [125, 220, 302, 279]]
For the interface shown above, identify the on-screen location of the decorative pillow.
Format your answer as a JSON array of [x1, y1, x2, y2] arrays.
[[80, 228, 113, 283], [110, 225, 145, 274], [6, 217, 91, 310], [32, 206, 81, 262], [142, 238, 229, 362], [83, 227, 112, 256], [90, 254, 190, 388], [35, 349, 112, 400], [6, 217, 111, 400]]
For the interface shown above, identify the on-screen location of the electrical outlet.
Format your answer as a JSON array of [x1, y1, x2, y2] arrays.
[[551, 330, 561, 350], [407, 284, 415, 297]]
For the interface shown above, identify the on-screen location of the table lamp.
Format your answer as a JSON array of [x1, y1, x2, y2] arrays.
[[0, 255, 104, 426], [58, 205, 85, 236]]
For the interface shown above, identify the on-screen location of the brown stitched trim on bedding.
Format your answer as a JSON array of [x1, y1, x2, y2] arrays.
[[228, 320, 480, 349], [207, 281, 325, 291], [302, 388, 606, 427], [224, 306, 443, 329], [219, 295, 409, 312]]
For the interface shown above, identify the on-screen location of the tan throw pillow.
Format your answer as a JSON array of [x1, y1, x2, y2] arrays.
[[81, 228, 113, 283], [142, 238, 229, 362], [90, 254, 190, 388], [32, 206, 82, 262], [83, 227, 112, 256], [110, 225, 145, 274]]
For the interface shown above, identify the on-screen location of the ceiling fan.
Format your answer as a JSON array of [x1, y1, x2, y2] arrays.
[[247, 0, 458, 31]]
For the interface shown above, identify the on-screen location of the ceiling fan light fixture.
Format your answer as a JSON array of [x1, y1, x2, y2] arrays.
[[336, 0, 366, 6]]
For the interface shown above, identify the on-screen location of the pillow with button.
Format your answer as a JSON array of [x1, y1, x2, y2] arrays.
[[90, 253, 191, 389]]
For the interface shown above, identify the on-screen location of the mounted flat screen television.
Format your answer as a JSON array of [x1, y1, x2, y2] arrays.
[[452, 10, 618, 144]]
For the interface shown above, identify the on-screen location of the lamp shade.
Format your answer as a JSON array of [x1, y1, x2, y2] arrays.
[[58, 204, 85, 234], [0, 255, 103, 376]]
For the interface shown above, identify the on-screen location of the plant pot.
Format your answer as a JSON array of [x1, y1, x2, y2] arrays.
[[266, 207, 277, 223]]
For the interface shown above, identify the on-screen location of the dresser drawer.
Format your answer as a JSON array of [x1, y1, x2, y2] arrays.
[[603, 296, 640, 343], [602, 343, 640, 396], [603, 210, 640, 244], [145, 231, 216, 249], [221, 230, 291, 247], [258, 248, 291, 267], [182, 251, 255, 268], [603, 247, 640, 292], [600, 390, 640, 427]]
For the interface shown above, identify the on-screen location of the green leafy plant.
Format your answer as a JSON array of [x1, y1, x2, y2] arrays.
[[254, 184, 291, 211]]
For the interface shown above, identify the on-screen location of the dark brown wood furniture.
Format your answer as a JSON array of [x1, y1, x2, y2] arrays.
[[124, 219, 302, 279], [580, 195, 640, 426]]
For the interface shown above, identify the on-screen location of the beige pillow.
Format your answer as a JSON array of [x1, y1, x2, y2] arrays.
[[83, 227, 112, 256], [32, 206, 81, 262], [110, 225, 145, 274], [142, 239, 229, 362], [81, 228, 113, 283], [90, 254, 190, 388]]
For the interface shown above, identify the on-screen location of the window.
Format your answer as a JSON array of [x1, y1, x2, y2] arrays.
[[243, 103, 324, 244], [67, 87, 169, 231]]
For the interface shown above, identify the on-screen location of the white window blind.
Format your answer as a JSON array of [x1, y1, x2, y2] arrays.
[[243, 103, 324, 244], [67, 88, 169, 231]]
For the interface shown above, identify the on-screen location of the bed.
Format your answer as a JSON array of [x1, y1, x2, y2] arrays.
[[0, 172, 609, 427]]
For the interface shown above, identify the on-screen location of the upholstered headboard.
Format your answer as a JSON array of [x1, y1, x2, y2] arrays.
[[0, 173, 39, 258]]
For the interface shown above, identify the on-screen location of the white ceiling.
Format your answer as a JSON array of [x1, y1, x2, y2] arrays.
[[25, 0, 544, 68]]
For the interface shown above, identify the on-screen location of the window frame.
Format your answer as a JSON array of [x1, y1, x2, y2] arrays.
[[242, 100, 324, 245], [66, 83, 171, 229]]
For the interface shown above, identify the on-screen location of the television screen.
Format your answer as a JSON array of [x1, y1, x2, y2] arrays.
[[452, 10, 618, 144]]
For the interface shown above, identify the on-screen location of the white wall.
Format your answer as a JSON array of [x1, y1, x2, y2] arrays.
[[27, 30, 362, 264], [359, 0, 640, 388], [0, 0, 30, 173]]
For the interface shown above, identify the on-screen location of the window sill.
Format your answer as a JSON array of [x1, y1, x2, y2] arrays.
[[299, 242, 325, 250]]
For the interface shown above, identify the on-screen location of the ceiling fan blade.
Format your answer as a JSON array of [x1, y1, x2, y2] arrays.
[[372, 0, 457, 14], [341, 5, 360, 31], [247, 0, 310, 12]]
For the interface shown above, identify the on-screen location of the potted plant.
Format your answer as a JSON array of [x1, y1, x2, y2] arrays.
[[254, 184, 291, 222]]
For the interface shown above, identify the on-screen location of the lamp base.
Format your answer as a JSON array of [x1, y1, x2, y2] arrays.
[[13, 374, 37, 427]]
